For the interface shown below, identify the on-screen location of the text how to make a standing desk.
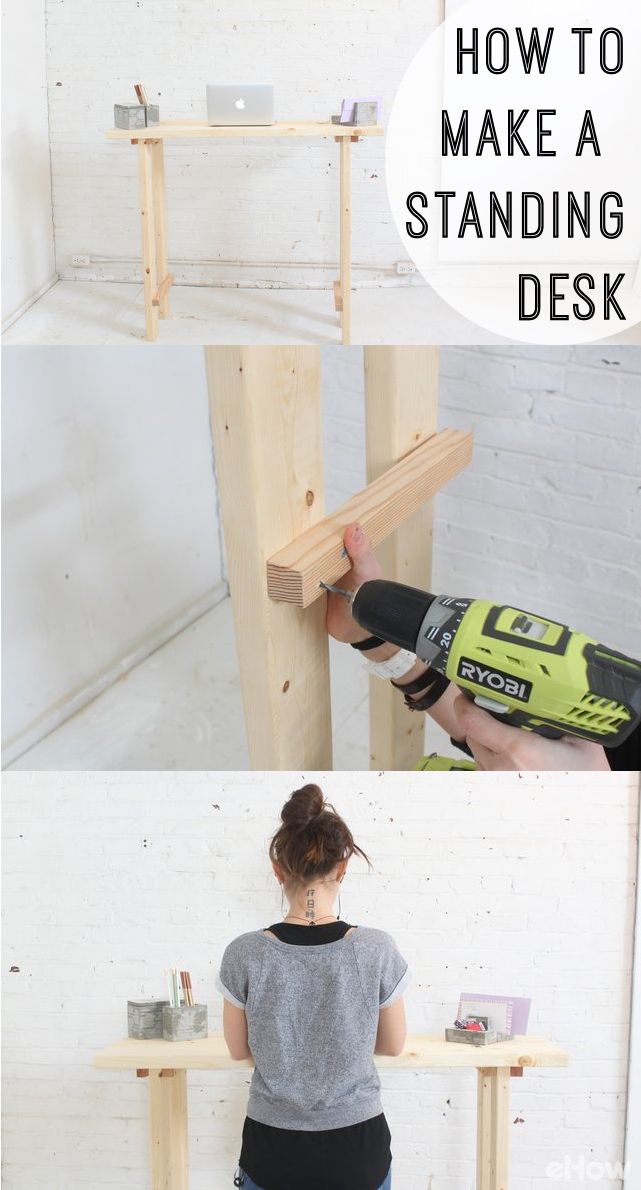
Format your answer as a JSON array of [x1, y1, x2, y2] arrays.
[[105, 120, 384, 343], [94, 1032, 569, 1190]]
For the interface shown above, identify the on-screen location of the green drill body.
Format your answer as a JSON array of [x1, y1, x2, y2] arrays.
[[349, 580, 641, 746]]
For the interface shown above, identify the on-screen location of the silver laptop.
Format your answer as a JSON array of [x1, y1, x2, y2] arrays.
[[206, 84, 274, 126]]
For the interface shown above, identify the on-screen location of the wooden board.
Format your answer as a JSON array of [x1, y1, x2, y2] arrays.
[[138, 141, 159, 341], [94, 1033, 569, 1072], [153, 273, 174, 307], [364, 346, 440, 770], [106, 120, 385, 142], [477, 1067, 510, 1190], [339, 137, 352, 344], [205, 346, 332, 769], [491, 1069, 510, 1190], [151, 140, 170, 318], [266, 428, 473, 607], [149, 1068, 189, 1190]]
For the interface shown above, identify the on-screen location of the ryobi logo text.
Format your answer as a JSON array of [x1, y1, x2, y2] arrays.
[[457, 658, 533, 703]]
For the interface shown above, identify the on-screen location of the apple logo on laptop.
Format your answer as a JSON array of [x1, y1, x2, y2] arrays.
[[235, 98, 245, 110]]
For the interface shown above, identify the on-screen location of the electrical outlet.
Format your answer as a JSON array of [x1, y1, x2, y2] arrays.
[[395, 260, 416, 275], [71, 254, 91, 267]]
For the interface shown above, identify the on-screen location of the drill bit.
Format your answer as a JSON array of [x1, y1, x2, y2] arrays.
[[318, 580, 354, 602]]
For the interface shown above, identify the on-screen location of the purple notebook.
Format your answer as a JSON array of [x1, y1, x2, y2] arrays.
[[457, 993, 532, 1037]]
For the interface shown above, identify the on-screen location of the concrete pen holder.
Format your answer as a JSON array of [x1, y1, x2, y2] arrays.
[[331, 98, 380, 126], [353, 100, 379, 125], [114, 103, 160, 131], [162, 1003, 208, 1042], [128, 999, 170, 1040]]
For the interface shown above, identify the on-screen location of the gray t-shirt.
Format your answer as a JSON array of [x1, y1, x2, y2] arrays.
[[217, 926, 410, 1131]]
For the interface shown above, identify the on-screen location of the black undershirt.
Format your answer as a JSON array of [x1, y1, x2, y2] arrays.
[[238, 921, 392, 1190]]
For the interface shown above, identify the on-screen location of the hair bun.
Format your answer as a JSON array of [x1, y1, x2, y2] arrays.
[[281, 784, 325, 830], [270, 785, 370, 881]]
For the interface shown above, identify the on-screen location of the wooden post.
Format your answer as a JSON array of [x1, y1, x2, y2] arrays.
[[138, 140, 159, 341], [205, 347, 332, 769], [476, 1067, 510, 1190], [364, 347, 440, 769], [149, 1068, 189, 1190], [151, 140, 171, 319], [339, 137, 352, 344]]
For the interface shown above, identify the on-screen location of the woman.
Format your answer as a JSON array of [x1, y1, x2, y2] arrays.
[[218, 783, 409, 1190]]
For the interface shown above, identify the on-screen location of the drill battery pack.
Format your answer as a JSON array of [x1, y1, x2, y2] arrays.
[[415, 755, 477, 772]]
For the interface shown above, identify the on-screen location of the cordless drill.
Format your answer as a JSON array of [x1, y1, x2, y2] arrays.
[[347, 579, 641, 746]]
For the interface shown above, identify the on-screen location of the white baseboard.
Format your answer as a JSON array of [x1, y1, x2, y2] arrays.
[[1, 274, 59, 332], [57, 258, 424, 290], [1, 583, 229, 769], [57, 257, 641, 293]]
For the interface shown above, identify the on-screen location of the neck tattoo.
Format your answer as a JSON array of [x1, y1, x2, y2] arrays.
[[306, 887, 315, 922]]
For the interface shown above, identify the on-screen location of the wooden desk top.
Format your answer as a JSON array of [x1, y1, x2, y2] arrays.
[[106, 119, 385, 142], [94, 1033, 569, 1072]]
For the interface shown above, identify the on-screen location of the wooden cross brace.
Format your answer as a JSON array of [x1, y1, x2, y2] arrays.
[[266, 428, 473, 607]]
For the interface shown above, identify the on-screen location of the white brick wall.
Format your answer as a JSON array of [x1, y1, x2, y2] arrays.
[[2, 771, 638, 1190], [46, 0, 440, 284], [322, 345, 641, 658]]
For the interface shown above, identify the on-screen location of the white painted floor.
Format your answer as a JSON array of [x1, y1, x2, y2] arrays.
[[7, 596, 454, 771], [1, 279, 498, 345], [4, 279, 641, 346]]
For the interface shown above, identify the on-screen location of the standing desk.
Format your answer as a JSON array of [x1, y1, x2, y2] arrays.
[[105, 120, 385, 343], [94, 1032, 569, 1190]]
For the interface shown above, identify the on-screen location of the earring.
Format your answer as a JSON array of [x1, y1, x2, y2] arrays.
[[280, 885, 286, 917], [337, 888, 342, 920]]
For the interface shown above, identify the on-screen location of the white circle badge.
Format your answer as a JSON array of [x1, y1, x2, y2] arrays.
[[386, 0, 641, 342]]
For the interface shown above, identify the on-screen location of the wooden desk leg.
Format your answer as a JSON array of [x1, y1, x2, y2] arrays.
[[205, 346, 333, 770], [138, 140, 159, 342], [339, 136, 352, 344], [477, 1067, 510, 1190], [152, 140, 171, 320], [149, 1068, 189, 1190]]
